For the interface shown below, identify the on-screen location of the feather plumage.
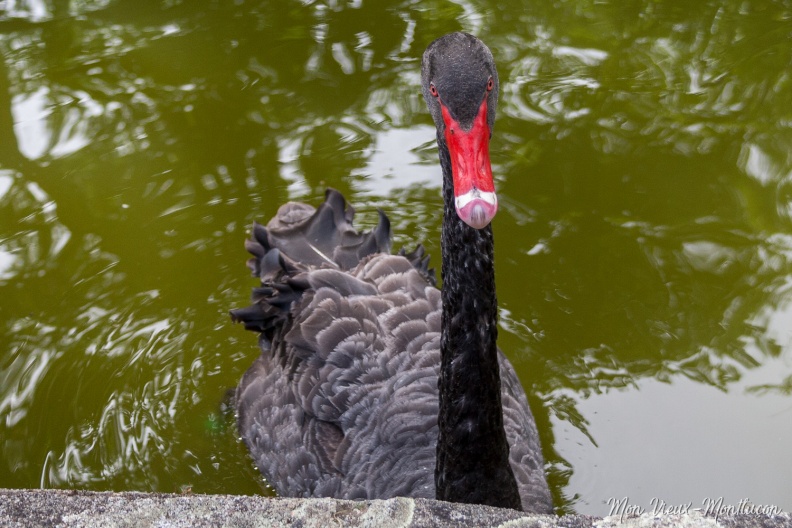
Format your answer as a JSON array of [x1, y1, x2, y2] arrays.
[[231, 189, 552, 512]]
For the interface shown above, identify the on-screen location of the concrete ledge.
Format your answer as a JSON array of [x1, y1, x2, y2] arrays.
[[0, 489, 789, 528]]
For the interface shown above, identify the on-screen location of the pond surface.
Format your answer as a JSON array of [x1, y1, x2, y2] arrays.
[[1, 0, 791, 516]]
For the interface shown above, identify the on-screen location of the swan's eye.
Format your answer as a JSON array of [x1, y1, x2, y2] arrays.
[[487, 78, 494, 92], [430, 83, 438, 97]]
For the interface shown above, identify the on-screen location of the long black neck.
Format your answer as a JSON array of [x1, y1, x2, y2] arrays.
[[434, 135, 522, 510]]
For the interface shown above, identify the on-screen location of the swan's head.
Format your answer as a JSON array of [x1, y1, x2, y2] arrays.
[[421, 32, 499, 230]]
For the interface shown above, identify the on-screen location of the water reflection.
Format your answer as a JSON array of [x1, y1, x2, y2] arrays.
[[557, 372, 792, 512], [0, 0, 791, 516]]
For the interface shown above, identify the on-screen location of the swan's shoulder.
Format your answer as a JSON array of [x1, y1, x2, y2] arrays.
[[497, 350, 555, 513]]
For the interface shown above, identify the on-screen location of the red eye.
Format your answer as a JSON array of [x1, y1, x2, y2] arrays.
[[487, 78, 494, 91], [430, 83, 438, 97]]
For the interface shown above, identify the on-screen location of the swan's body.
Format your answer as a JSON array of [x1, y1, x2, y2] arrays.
[[232, 33, 553, 513]]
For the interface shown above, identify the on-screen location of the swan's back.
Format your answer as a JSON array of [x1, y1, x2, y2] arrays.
[[232, 189, 552, 513]]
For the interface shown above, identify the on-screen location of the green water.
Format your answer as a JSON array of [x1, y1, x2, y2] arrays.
[[1, 0, 791, 516]]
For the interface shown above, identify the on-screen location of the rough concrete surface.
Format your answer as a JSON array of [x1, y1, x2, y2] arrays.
[[0, 489, 789, 528]]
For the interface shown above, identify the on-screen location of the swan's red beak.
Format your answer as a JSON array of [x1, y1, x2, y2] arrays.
[[441, 97, 497, 229]]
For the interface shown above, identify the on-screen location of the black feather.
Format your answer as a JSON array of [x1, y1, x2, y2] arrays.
[[231, 188, 552, 513]]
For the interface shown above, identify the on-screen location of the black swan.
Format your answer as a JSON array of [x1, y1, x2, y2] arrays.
[[231, 32, 553, 513]]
